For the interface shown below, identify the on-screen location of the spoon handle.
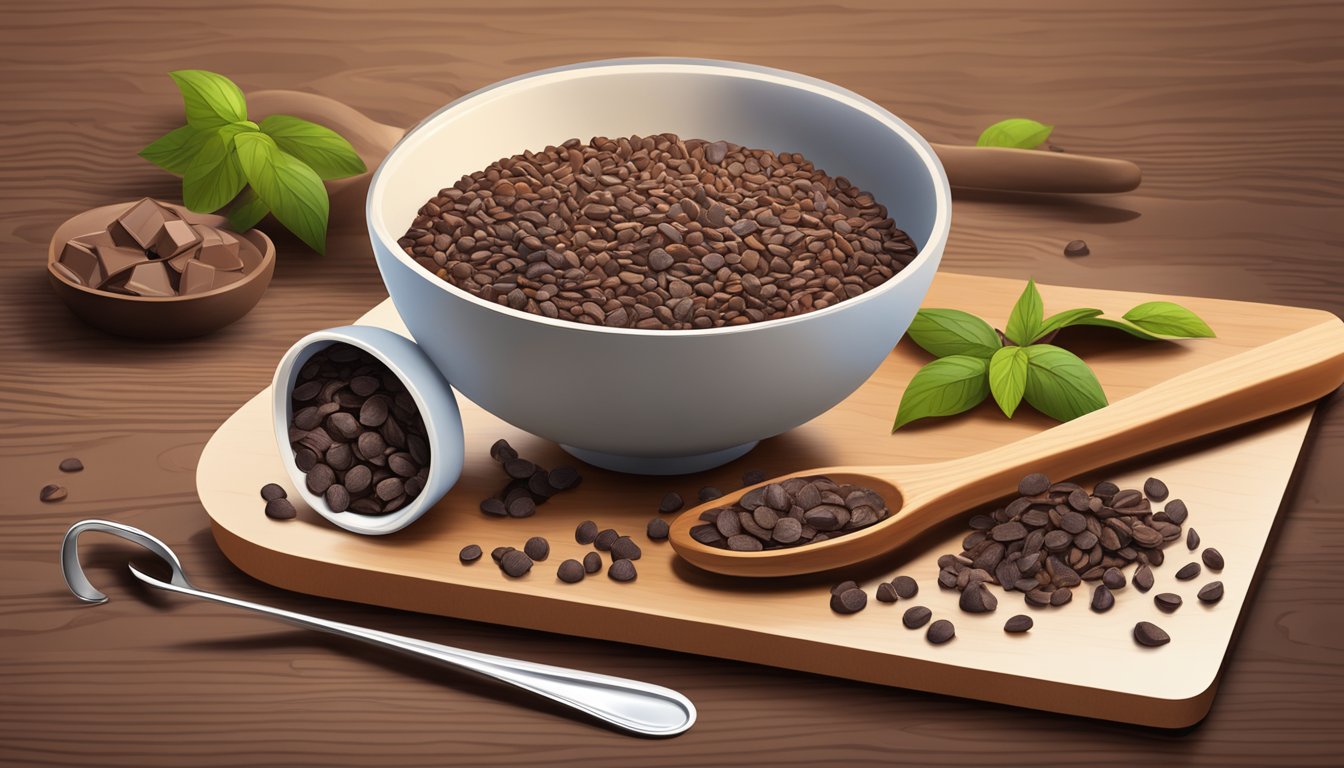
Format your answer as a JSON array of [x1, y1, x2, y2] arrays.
[[930, 144, 1142, 194], [898, 320, 1344, 515], [127, 566, 695, 737]]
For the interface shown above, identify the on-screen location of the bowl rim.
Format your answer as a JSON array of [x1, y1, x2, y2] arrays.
[[47, 200, 276, 303], [367, 57, 950, 338]]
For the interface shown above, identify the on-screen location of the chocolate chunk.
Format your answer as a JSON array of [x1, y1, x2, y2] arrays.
[[1063, 239, 1090, 257], [658, 491, 684, 514], [1134, 621, 1170, 647], [524, 536, 550, 561], [902, 605, 933, 629], [1004, 615, 1033, 633], [39, 483, 67, 502], [123, 261, 175, 297], [1202, 548, 1225, 571], [1143, 477, 1169, 501], [459, 544, 482, 563], [926, 619, 956, 645], [646, 517, 670, 541], [1176, 562, 1201, 581], [891, 575, 919, 599], [1090, 585, 1115, 612], [500, 549, 533, 577], [594, 528, 619, 551], [112, 198, 174, 250], [830, 587, 867, 614], [59, 458, 84, 473], [1197, 581, 1224, 603], [583, 551, 603, 574], [608, 558, 637, 582], [1154, 593, 1183, 612], [260, 483, 287, 501], [575, 520, 598, 544]]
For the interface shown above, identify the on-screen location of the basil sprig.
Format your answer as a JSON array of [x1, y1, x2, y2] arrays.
[[139, 70, 367, 253], [893, 280, 1214, 430]]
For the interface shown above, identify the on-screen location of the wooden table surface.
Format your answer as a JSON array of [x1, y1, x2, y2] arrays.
[[2, 2, 1341, 765]]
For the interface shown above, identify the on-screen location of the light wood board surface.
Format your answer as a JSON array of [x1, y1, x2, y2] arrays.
[[200, 272, 1335, 726]]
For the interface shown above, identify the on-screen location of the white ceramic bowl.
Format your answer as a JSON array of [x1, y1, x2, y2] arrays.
[[368, 58, 950, 474], [271, 325, 464, 534]]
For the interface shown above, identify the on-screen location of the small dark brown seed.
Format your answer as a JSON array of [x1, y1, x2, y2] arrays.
[[324, 484, 350, 512], [507, 496, 537, 518], [594, 528, 619, 551], [1103, 567, 1126, 589], [902, 605, 933, 629], [1154, 593, 1183, 612], [40, 483, 68, 502], [876, 583, 898, 603], [658, 492, 684, 514], [699, 486, 723, 502], [264, 497, 297, 519], [492, 546, 515, 562], [611, 536, 642, 561], [726, 534, 763, 551], [959, 583, 998, 613], [927, 619, 956, 645], [58, 458, 84, 473], [1187, 528, 1200, 550], [608, 558, 637, 582], [646, 517, 670, 540], [1004, 615, 1033, 633], [1091, 585, 1115, 612], [1202, 548, 1224, 571], [583, 551, 603, 573], [1198, 581, 1224, 603], [892, 575, 919, 599], [830, 587, 867, 614], [524, 536, 550, 561], [1143, 476, 1169, 501], [831, 580, 859, 596], [489, 439, 517, 462], [306, 464, 336, 495], [501, 549, 533, 577], [1134, 621, 1170, 647], [548, 466, 581, 490], [459, 544, 482, 563], [1176, 562, 1201, 581], [1050, 588, 1074, 606], [1133, 564, 1155, 592], [375, 477, 403, 501], [260, 483, 287, 501], [557, 559, 585, 583], [575, 520, 599, 544], [503, 458, 536, 480], [741, 469, 767, 486], [1064, 239, 1090, 257], [1018, 473, 1051, 496], [480, 497, 507, 517], [1164, 498, 1188, 525]]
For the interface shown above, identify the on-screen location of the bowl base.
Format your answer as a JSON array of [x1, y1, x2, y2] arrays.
[[560, 441, 759, 476]]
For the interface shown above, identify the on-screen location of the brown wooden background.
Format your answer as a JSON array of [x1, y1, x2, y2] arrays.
[[3, 1, 1342, 765]]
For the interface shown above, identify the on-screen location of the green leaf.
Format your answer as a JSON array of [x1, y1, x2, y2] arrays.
[[227, 187, 270, 232], [976, 118, 1054, 149], [139, 125, 207, 175], [1023, 344, 1108, 422], [234, 132, 329, 253], [182, 127, 248, 213], [259, 114, 366, 180], [1072, 316, 1166, 341], [1122, 301, 1216, 338], [906, 308, 1002, 359], [988, 346, 1029, 418], [169, 70, 247, 129], [892, 355, 990, 430], [1004, 279, 1044, 346], [1036, 308, 1104, 341]]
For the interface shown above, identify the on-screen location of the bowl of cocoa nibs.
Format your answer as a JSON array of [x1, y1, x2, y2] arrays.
[[367, 58, 950, 474]]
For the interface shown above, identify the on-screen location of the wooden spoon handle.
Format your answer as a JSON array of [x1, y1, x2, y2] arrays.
[[929, 144, 1142, 194], [895, 319, 1344, 518]]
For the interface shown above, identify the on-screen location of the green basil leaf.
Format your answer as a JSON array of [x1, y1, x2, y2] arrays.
[[182, 127, 248, 213], [988, 346, 1029, 418], [906, 308, 1002, 359], [892, 355, 990, 431], [1036, 308, 1104, 340], [227, 187, 270, 232], [138, 125, 208, 175], [1122, 301, 1216, 338], [1004, 279, 1044, 346], [259, 114, 366, 180], [234, 132, 329, 253], [169, 70, 247, 129], [1072, 316, 1166, 341], [1023, 344, 1108, 422], [976, 118, 1053, 149]]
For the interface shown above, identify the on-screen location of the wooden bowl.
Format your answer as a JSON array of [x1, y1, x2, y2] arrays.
[[47, 201, 275, 339]]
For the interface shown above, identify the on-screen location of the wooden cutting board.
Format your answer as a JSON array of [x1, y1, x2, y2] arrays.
[[198, 271, 1341, 727]]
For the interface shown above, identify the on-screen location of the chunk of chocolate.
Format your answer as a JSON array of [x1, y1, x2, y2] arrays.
[[94, 244, 151, 286], [51, 261, 86, 285], [179, 259, 217, 295], [152, 218, 200, 259], [123, 261, 175, 297], [111, 197, 176, 250], [195, 225, 245, 271], [58, 240, 105, 286]]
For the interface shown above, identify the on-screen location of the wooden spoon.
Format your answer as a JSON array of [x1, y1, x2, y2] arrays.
[[669, 321, 1344, 577], [240, 90, 1140, 195]]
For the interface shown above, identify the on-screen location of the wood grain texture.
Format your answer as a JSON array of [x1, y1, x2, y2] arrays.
[[2, 1, 1343, 765]]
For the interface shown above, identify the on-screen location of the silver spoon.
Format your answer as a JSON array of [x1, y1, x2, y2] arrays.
[[60, 519, 696, 737]]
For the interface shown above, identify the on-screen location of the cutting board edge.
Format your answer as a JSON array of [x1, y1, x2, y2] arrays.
[[208, 518, 1221, 728]]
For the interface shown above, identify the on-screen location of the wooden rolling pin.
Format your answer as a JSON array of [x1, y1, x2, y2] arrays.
[[247, 90, 1142, 196]]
